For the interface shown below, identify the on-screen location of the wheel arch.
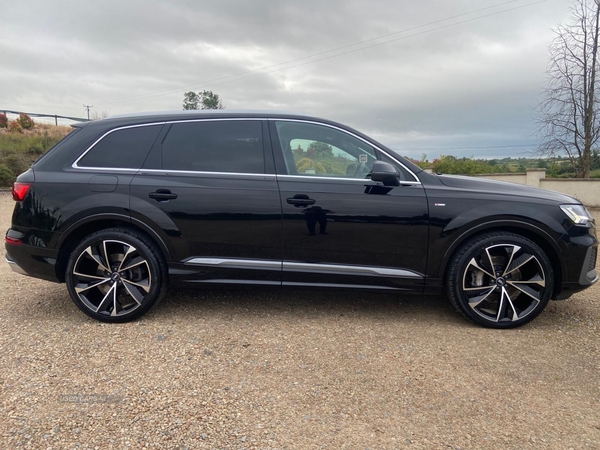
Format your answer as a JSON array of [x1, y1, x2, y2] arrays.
[[438, 220, 566, 298], [55, 214, 172, 282]]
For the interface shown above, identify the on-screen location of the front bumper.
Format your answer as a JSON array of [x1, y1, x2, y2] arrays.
[[554, 242, 598, 300]]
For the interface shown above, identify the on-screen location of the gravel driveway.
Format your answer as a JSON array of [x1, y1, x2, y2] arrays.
[[1, 191, 599, 449]]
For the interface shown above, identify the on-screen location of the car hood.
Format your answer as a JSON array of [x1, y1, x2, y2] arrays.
[[434, 174, 579, 204]]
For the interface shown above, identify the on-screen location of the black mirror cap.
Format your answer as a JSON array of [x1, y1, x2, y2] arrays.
[[370, 161, 400, 186]]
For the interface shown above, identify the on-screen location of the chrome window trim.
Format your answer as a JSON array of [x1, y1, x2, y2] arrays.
[[71, 116, 422, 184], [72, 118, 264, 172], [276, 174, 421, 185], [137, 169, 276, 179], [185, 257, 423, 279], [270, 118, 421, 184], [70, 166, 141, 173]]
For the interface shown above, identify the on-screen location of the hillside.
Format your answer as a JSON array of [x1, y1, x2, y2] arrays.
[[0, 124, 72, 186]]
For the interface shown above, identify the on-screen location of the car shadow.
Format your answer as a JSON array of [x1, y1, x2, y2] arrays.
[[149, 287, 468, 327]]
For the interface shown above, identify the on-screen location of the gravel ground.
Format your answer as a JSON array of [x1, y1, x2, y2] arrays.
[[1, 190, 599, 449]]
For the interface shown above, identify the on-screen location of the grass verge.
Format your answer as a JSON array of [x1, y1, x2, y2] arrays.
[[0, 124, 72, 186]]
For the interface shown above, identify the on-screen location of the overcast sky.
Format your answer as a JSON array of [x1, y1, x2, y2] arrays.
[[1, 0, 573, 159]]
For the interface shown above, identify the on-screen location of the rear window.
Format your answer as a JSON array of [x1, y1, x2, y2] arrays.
[[77, 125, 162, 169]]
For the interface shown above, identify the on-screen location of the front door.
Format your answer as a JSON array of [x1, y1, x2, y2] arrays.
[[269, 119, 428, 291]]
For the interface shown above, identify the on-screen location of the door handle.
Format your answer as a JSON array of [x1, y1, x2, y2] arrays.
[[148, 189, 178, 202], [286, 195, 316, 207]]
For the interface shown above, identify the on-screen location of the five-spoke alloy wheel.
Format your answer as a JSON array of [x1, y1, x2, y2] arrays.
[[66, 229, 166, 322], [446, 232, 554, 328]]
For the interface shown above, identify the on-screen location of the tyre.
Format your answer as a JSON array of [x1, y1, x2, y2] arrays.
[[446, 232, 554, 329], [65, 228, 167, 322]]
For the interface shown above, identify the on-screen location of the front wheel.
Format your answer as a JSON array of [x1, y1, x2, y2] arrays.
[[446, 232, 554, 328], [65, 228, 167, 322]]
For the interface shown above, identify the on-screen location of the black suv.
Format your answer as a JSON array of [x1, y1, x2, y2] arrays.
[[5, 110, 598, 328]]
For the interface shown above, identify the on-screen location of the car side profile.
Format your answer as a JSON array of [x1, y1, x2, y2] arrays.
[[5, 110, 598, 328]]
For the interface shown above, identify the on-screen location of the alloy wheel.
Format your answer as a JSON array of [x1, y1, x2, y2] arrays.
[[71, 239, 152, 317], [461, 243, 547, 323]]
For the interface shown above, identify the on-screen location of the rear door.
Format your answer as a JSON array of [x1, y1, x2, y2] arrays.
[[129, 119, 283, 286], [270, 119, 429, 291]]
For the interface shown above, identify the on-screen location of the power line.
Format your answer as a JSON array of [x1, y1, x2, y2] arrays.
[[94, 0, 545, 106]]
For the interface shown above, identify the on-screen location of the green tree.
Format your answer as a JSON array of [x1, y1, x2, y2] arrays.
[[183, 90, 224, 110], [431, 155, 495, 175], [292, 144, 304, 159], [183, 91, 199, 110], [592, 149, 600, 169], [306, 141, 333, 158]]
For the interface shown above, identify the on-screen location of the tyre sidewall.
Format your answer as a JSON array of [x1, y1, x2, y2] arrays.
[[65, 229, 165, 323], [447, 233, 554, 329]]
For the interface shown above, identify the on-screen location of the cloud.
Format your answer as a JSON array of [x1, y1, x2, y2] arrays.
[[1, 0, 570, 158]]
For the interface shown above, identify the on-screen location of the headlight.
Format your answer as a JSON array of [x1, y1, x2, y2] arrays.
[[560, 204, 593, 225]]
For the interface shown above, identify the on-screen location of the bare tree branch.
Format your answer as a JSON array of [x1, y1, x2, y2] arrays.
[[537, 0, 600, 177]]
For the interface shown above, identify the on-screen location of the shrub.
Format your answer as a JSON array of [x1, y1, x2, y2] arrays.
[[0, 164, 14, 186], [4, 153, 29, 176], [0, 125, 71, 186], [430, 155, 496, 175], [8, 121, 22, 133], [17, 113, 34, 129], [28, 142, 45, 155], [0, 113, 7, 128], [296, 157, 316, 173]]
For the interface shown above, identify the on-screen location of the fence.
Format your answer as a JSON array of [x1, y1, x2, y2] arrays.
[[1, 109, 88, 127]]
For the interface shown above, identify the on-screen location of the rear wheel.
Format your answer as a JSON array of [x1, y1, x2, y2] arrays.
[[446, 232, 554, 328], [65, 228, 167, 322]]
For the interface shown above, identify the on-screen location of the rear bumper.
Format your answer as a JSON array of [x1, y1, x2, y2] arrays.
[[5, 242, 61, 283], [6, 253, 29, 276]]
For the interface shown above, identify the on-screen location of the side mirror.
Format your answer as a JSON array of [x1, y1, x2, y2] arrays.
[[370, 161, 400, 186]]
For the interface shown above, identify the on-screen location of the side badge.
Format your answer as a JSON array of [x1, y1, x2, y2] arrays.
[[434, 203, 446, 207]]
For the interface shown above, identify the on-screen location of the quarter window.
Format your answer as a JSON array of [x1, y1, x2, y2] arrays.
[[78, 125, 162, 169], [161, 120, 265, 173]]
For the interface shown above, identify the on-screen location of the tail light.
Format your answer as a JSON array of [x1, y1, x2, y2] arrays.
[[5, 236, 22, 246], [11, 182, 32, 202]]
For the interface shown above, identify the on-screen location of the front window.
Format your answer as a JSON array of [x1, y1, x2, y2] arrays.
[[274, 121, 378, 178]]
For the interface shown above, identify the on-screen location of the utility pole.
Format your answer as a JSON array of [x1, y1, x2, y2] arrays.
[[83, 104, 93, 120]]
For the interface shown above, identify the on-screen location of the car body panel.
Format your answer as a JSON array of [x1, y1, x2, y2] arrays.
[[275, 176, 428, 290], [129, 171, 283, 284]]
